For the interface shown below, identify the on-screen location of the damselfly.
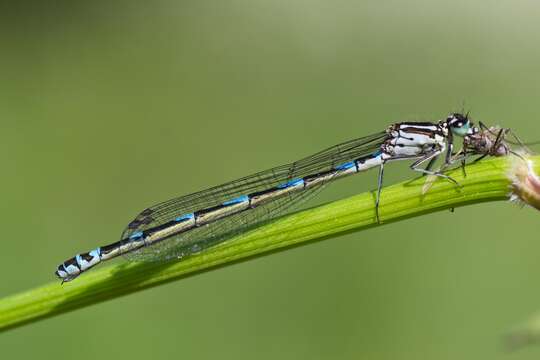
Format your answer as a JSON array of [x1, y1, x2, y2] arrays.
[[55, 113, 476, 282]]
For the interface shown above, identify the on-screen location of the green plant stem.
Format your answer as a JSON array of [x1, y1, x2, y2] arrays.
[[506, 313, 540, 350], [1, 155, 537, 333], [505, 306, 540, 350]]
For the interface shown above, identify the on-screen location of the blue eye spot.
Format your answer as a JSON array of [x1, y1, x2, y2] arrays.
[[451, 121, 470, 136]]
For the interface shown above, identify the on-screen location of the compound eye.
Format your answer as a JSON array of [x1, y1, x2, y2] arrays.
[[450, 117, 471, 137]]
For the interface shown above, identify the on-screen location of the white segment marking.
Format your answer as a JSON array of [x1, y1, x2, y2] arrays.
[[64, 264, 80, 276], [357, 154, 383, 171]]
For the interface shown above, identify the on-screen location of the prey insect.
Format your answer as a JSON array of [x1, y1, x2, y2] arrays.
[[458, 122, 529, 163]]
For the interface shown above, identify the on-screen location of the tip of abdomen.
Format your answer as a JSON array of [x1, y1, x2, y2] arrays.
[[55, 248, 102, 282]]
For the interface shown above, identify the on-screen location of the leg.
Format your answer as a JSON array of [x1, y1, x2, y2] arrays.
[[410, 151, 460, 186], [509, 130, 526, 146], [445, 132, 454, 166], [479, 121, 495, 134], [451, 149, 468, 177], [423, 156, 438, 174], [472, 153, 489, 163], [479, 121, 488, 131], [375, 162, 385, 224], [445, 147, 469, 177], [461, 158, 467, 178], [508, 129, 533, 154]]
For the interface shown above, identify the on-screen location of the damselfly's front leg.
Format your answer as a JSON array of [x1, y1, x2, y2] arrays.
[[375, 162, 385, 224], [410, 150, 460, 186], [445, 151, 468, 178]]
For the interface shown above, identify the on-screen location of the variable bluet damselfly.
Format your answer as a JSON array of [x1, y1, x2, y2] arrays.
[[55, 113, 477, 282]]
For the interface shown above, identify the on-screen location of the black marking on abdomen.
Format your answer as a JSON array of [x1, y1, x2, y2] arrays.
[[145, 220, 178, 234], [80, 252, 95, 262], [248, 187, 278, 199], [64, 256, 80, 270], [101, 240, 123, 256], [303, 169, 336, 183], [194, 203, 230, 217]]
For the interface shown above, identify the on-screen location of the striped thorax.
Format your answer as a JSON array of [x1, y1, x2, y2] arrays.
[[384, 122, 448, 159]]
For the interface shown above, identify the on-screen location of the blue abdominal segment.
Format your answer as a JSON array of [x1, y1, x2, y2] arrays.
[[334, 161, 356, 170], [222, 195, 250, 206], [175, 213, 195, 222], [277, 178, 305, 189]]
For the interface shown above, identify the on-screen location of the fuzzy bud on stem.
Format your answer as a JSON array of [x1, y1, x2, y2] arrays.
[[509, 156, 540, 210]]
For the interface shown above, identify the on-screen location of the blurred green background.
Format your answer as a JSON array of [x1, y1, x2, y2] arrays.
[[2, 1, 540, 358]]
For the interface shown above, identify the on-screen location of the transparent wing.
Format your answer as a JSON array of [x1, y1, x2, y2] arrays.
[[125, 184, 327, 262], [121, 131, 388, 261]]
